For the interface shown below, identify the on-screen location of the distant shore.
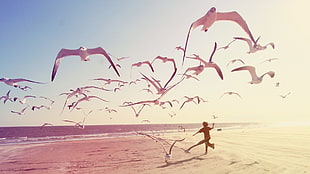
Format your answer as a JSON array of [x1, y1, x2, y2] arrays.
[[0, 125, 309, 173]]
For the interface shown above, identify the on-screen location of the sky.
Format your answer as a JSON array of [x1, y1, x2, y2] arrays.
[[0, 0, 309, 126]]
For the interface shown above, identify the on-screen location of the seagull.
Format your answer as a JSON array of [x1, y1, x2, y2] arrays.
[[175, 46, 185, 53], [231, 65, 275, 84], [31, 105, 52, 111], [280, 92, 291, 99], [0, 90, 13, 104], [40, 123, 53, 129], [182, 7, 256, 65], [179, 96, 198, 110], [136, 132, 185, 163], [141, 119, 151, 123], [0, 77, 44, 90], [217, 39, 236, 50], [121, 102, 150, 117], [141, 88, 154, 94], [51, 46, 120, 81], [212, 114, 218, 119], [194, 96, 208, 104], [13, 95, 37, 104], [260, 58, 279, 64], [11, 105, 29, 115], [220, 91, 242, 99], [234, 37, 275, 54], [178, 125, 186, 132], [177, 73, 200, 81], [104, 106, 117, 113], [70, 95, 109, 111], [131, 61, 154, 73], [226, 59, 245, 67], [108, 53, 130, 61], [93, 78, 128, 85], [140, 73, 185, 97], [60, 86, 110, 113], [62, 118, 86, 129], [185, 42, 223, 80]]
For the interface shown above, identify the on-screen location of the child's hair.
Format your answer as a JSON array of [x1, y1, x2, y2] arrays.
[[203, 121, 208, 127]]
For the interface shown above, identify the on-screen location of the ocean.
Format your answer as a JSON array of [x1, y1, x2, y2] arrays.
[[0, 122, 261, 145]]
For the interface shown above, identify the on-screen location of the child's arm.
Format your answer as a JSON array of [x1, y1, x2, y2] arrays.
[[192, 131, 199, 136], [211, 123, 215, 129]]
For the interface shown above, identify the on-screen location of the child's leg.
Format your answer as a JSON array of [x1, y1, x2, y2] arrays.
[[186, 139, 206, 152]]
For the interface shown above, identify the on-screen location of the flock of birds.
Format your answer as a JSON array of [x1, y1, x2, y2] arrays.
[[1, 7, 289, 131]]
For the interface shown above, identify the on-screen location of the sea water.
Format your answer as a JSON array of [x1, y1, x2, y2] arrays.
[[0, 122, 261, 145]]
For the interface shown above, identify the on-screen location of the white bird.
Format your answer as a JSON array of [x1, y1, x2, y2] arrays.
[[280, 92, 291, 99], [231, 66, 275, 84], [260, 58, 279, 64], [40, 123, 53, 129], [0, 90, 13, 104], [0, 77, 44, 90], [177, 73, 200, 81], [217, 39, 236, 50], [185, 42, 223, 80], [11, 105, 29, 115], [62, 118, 86, 129], [182, 7, 256, 64], [131, 61, 154, 72], [121, 102, 150, 117], [179, 96, 198, 110], [60, 86, 110, 113], [140, 73, 184, 97], [226, 59, 245, 67], [234, 37, 275, 54], [136, 132, 185, 163], [70, 95, 109, 111], [220, 92, 242, 99], [13, 95, 37, 104], [51, 46, 120, 81], [92, 78, 128, 85]]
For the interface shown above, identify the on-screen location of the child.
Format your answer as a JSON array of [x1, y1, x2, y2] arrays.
[[185, 121, 215, 154]]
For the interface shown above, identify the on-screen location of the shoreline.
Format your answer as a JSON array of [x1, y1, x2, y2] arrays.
[[0, 125, 309, 173]]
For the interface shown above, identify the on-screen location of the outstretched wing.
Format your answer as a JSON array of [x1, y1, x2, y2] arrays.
[[217, 12, 256, 44], [11, 78, 45, 84], [168, 138, 185, 155], [51, 48, 79, 82], [87, 47, 120, 77]]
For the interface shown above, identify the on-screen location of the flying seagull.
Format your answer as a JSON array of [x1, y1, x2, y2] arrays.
[[0, 77, 44, 90], [182, 7, 256, 65], [51, 46, 120, 81], [136, 132, 185, 163], [231, 65, 275, 84], [234, 37, 275, 54]]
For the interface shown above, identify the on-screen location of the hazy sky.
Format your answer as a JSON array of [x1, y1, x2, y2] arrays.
[[1, 0, 309, 126]]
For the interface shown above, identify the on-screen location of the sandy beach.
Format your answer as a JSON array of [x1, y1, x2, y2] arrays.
[[0, 125, 309, 174]]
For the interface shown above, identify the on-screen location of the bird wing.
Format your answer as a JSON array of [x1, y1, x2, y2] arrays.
[[144, 61, 155, 72], [88, 96, 109, 103], [62, 119, 77, 124], [208, 42, 217, 62], [11, 78, 44, 84], [234, 37, 253, 50], [140, 73, 161, 92], [231, 66, 257, 80], [168, 138, 185, 155], [87, 47, 120, 77], [51, 49, 80, 82], [217, 12, 256, 43], [205, 63, 224, 80]]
